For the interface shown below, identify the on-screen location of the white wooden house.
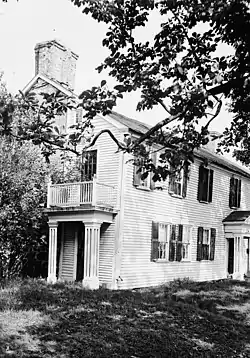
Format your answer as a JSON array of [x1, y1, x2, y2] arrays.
[[45, 109, 250, 289], [25, 40, 250, 289]]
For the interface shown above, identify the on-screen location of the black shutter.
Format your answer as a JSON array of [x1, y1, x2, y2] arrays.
[[151, 222, 159, 261], [176, 225, 183, 262], [169, 171, 175, 193], [197, 165, 204, 201], [210, 228, 216, 260], [182, 162, 188, 198], [197, 227, 203, 261], [169, 225, 176, 261], [237, 179, 241, 208], [150, 152, 157, 190], [229, 177, 235, 208], [208, 169, 214, 203]]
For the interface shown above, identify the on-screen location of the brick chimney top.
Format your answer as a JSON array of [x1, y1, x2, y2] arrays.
[[34, 39, 79, 90]]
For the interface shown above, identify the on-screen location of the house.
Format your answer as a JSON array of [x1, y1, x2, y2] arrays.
[[25, 40, 250, 289]]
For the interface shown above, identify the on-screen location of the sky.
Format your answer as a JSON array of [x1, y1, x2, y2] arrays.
[[0, 0, 231, 131]]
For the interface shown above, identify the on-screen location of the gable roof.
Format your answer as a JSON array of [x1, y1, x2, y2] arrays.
[[223, 211, 250, 223], [22, 73, 76, 97], [109, 111, 151, 135], [108, 111, 250, 179]]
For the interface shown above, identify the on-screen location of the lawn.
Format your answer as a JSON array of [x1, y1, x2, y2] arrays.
[[0, 279, 250, 357]]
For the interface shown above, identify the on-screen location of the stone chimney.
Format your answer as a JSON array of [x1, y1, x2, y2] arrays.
[[34, 39, 79, 90]]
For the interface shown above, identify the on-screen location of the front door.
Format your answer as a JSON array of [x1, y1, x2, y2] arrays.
[[228, 238, 234, 275]]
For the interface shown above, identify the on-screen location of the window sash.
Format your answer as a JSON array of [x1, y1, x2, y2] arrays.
[[201, 229, 211, 260]]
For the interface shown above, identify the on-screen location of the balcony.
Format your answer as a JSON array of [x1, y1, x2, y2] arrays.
[[47, 177, 115, 209]]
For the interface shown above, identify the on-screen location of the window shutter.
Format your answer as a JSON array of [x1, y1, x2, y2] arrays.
[[176, 224, 183, 262], [150, 152, 157, 190], [209, 228, 216, 260], [133, 161, 141, 187], [208, 169, 214, 203], [237, 179, 241, 208], [229, 177, 235, 208], [169, 225, 176, 261], [197, 227, 203, 261], [151, 222, 159, 261], [182, 163, 188, 198], [197, 165, 204, 201]]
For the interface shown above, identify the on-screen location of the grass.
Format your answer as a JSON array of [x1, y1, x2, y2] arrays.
[[0, 278, 250, 357]]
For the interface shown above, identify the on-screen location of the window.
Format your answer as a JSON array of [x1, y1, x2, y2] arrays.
[[229, 177, 241, 208], [197, 165, 214, 202], [151, 222, 192, 262], [81, 150, 97, 181], [169, 163, 188, 198], [133, 152, 157, 190], [197, 227, 216, 261]]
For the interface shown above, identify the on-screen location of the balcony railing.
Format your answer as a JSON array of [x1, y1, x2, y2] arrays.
[[47, 177, 115, 208]]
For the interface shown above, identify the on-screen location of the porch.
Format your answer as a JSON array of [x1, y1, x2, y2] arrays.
[[223, 211, 250, 280], [46, 176, 117, 289]]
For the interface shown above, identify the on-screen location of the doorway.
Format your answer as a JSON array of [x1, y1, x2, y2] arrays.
[[76, 224, 85, 281], [228, 238, 234, 275]]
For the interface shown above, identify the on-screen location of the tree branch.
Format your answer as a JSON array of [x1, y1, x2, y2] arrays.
[[83, 129, 126, 152]]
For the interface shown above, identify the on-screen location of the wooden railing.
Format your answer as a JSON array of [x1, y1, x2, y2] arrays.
[[47, 177, 115, 208]]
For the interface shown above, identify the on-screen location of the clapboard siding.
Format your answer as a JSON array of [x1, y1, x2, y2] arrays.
[[99, 222, 116, 286], [60, 223, 76, 281], [118, 154, 250, 289]]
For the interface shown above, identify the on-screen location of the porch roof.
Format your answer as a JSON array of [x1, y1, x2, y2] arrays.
[[223, 211, 250, 223]]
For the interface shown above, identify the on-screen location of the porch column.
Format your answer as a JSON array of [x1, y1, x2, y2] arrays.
[[82, 221, 101, 289], [47, 221, 58, 283]]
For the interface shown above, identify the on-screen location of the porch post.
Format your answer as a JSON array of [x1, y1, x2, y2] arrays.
[[82, 221, 101, 289], [47, 221, 58, 283]]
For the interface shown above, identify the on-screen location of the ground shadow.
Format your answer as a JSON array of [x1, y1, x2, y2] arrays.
[[0, 279, 250, 357]]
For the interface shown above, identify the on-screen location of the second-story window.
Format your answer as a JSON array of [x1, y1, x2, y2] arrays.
[[229, 177, 241, 208], [169, 163, 188, 198], [197, 165, 214, 203], [133, 152, 157, 190], [81, 150, 97, 181]]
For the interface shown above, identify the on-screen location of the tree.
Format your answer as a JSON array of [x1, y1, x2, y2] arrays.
[[2, 0, 250, 178], [0, 138, 50, 280], [67, 0, 250, 178]]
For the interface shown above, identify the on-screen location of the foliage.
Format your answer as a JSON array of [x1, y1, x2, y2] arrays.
[[2, 0, 250, 178], [0, 278, 250, 357], [0, 138, 49, 280], [69, 0, 250, 178]]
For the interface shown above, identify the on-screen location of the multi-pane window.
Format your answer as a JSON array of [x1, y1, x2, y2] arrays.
[[197, 165, 214, 202], [133, 156, 152, 189], [229, 177, 241, 208], [197, 227, 216, 261], [151, 222, 192, 262], [81, 150, 97, 181]]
